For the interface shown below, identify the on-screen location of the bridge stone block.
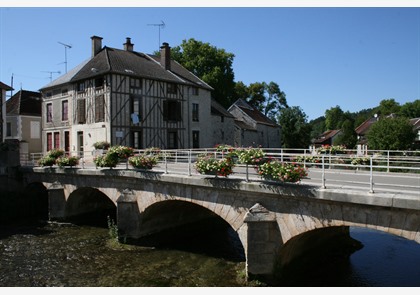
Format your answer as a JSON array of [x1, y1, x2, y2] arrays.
[[48, 181, 66, 221], [117, 189, 142, 239]]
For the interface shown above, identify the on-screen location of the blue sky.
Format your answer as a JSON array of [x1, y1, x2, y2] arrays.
[[1, 3, 419, 120]]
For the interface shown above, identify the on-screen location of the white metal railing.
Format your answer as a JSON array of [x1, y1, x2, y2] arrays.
[[22, 148, 420, 195]]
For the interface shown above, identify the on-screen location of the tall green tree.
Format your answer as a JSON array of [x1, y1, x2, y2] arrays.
[[367, 117, 416, 150], [238, 81, 288, 121], [335, 119, 357, 149], [278, 106, 312, 148], [325, 106, 345, 130], [399, 99, 420, 118], [375, 98, 401, 116], [170, 38, 236, 108]]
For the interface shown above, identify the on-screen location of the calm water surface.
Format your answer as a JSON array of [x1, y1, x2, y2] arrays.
[[0, 222, 419, 287]]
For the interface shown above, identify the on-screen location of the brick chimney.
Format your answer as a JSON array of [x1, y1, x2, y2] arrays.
[[160, 42, 171, 70], [91, 35, 103, 57], [124, 37, 134, 51]]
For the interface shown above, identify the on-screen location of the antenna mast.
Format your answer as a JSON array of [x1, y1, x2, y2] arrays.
[[42, 71, 61, 82], [58, 42, 72, 73], [147, 20, 165, 50]]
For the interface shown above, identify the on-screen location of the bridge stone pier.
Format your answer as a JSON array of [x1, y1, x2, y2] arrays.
[[22, 167, 420, 280]]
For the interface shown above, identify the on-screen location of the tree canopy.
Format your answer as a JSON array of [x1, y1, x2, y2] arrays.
[[366, 117, 416, 150], [170, 38, 236, 108], [278, 106, 311, 148]]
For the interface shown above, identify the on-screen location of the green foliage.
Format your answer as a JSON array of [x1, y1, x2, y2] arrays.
[[128, 154, 159, 170], [278, 106, 312, 148], [325, 105, 345, 130], [317, 144, 346, 154], [334, 119, 357, 149], [94, 153, 119, 168], [375, 98, 400, 116], [235, 147, 266, 165], [38, 149, 65, 167], [367, 117, 416, 150], [38, 155, 57, 167], [56, 156, 79, 167], [399, 99, 420, 118], [107, 145, 134, 159], [107, 216, 118, 241], [171, 38, 236, 108]]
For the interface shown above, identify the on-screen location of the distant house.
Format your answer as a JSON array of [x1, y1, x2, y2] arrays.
[[0, 81, 13, 143], [210, 98, 235, 148], [355, 116, 380, 145], [227, 99, 281, 148], [312, 129, 342, 147], [39, 36, 214, 158], [5, 90, 42, 155]]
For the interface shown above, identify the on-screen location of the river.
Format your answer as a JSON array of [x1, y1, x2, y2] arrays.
[[0, 219, 419, 287]]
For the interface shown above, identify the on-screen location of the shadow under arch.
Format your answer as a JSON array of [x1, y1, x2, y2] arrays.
[[131, 199, 245, 262], [65, 187, 116, 227], [272, 226, 363, 286]]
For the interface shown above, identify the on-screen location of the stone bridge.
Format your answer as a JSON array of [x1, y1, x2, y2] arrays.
[[20, 166, 420, 281]]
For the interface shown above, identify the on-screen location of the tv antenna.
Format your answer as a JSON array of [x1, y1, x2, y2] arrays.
[[58, 41, 72, 73], [147, 20, 165, 50], [42, 70, 61, 82]]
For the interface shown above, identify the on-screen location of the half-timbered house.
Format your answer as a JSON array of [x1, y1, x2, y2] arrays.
[[39, 36, 214, 157]]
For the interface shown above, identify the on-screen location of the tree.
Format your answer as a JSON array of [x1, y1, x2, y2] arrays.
[[278, 106, 312, 148], [334, 119, 357, 149], [170, 38, 236, 108], [325, 106, 345, 130], [366, 117, 416, 150], [399, 99, 420, 118], [375, 98, 401, 116], [238, 81, 288, 121]]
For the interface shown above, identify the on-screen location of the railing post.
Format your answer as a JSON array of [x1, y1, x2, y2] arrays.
[[387, 150, 390, 173], [321, 155, 326, 189], [246, 164, 249, 182], [281, 149, 284, 163], [369, 156, 374, 194], [188, 150, 192, 176], [303, 149, 306, 169], [164, 152, 168, 174]]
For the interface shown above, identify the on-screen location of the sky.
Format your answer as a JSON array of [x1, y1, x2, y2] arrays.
[[1, 1, 420, 121]]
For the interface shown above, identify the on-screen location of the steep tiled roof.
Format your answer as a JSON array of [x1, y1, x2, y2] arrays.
[[6, 90, 42, 116], [0, 81, 13, 91], [355, 117, 378, 135], [313, 129, 341, 144], [211, 98, 234, 117], [229, 99, 278, 127], [41, 46, 213, 91]]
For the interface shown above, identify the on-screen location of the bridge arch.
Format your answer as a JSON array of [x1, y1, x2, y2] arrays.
[[65, 187, 116, 225], [123, 198, 246, 260]]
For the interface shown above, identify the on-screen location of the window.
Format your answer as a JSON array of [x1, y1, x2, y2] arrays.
[[130, 95, 142, 124], [46, 103, 52, 122], [95, 95, 105, 123], [192, 130, 199, 148], [61, 89, 68, 96], [192, 103, 199, 122], [95, 76, 104, 88], [77, 99, 86, 124], [130, 78, 142, 90], [77, 81, 85, 92], [47, 133, 53, 151], [54, 132, 60, 149], [167, 131, 178, 149], [30, 121, 40, 139], [62, 100, 68, 121], [6, 122, 11, 137], [163, 100, 181, 121], [167, 83, 177, 94], [221, 116, 224, 123], [192, 87, 199, 96]]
